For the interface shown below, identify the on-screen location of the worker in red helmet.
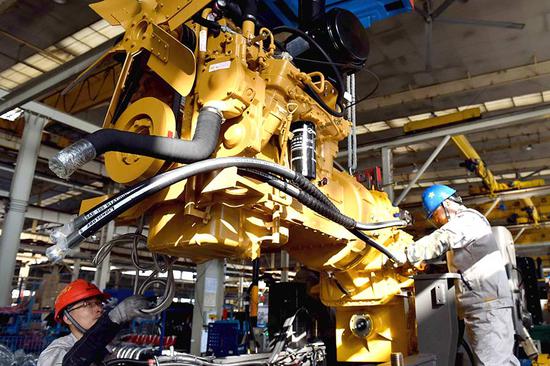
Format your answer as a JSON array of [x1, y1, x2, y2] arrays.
[[38, 279, 151, 366]]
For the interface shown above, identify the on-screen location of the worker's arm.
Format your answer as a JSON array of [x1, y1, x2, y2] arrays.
[[62, 295, 150, 366], [62, 312, 121, 366], [406, 210, 485, 263], [38, 341, 70, 366]]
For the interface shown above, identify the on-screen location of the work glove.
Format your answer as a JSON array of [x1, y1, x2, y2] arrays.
[[390, 249, 408, 267], [108, 295, 151, 324]]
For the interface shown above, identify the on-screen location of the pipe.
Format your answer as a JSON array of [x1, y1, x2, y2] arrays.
[[49, 106, 223, 179], [393, 134, 451, 206], [0, 114, 45, 306]]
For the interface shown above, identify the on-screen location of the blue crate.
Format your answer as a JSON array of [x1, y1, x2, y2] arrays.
[[0, 334, 47, 353], [207, 321, 244, 357]]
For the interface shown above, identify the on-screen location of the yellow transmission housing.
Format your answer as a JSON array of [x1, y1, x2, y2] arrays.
[[80, 1, 417, 362]]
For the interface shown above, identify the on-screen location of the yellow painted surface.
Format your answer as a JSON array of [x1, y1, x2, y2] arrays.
[[80, 1, 419, 362]]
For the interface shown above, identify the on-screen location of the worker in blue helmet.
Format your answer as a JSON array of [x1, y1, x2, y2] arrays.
[[397, 184, 519, 365]]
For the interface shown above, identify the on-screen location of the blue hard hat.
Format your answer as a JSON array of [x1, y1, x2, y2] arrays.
[[422, 184, 457, 218]]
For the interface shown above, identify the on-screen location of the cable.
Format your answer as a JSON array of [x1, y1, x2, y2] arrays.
[[343, 68, 380, 110]]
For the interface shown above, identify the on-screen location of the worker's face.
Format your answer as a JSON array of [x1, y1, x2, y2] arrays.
[[431, 205, 449, 227], [64, 297, 104, 333]]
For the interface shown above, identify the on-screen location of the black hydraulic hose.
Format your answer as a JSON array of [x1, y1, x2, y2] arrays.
[[240, 169, 355, 228], [240, 169, 398, 262], [348, 228, 397, 262], [46, 158, 301, 262], [272, 25, 345, 117], [49, 106, 223, 180], [47, 158, 404, 263]]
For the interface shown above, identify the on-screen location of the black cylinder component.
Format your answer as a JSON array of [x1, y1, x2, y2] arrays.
[[291, 7, 369, 76], [299, 0, 326, 24], [290, 121, 317, 180]]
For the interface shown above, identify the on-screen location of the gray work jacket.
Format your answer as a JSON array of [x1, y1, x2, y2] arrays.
[[38, 333, 79, 366], [407, 207, 513, 317]]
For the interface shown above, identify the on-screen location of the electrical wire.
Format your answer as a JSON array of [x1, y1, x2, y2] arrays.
[[343, 68, 380, 110]]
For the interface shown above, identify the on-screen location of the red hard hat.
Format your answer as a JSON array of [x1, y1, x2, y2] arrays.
[[54, 279, 110, 323]]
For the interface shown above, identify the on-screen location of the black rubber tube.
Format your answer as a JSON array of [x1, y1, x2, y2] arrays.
[[240, 169, 398, 262], [49, 106, 223, 179], [50, 158, 300, 253], [87, 106, 222, 163], [49, 157, 400, 263]]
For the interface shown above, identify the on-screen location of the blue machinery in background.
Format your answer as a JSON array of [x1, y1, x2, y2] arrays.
[[261, 0, 413, 28]]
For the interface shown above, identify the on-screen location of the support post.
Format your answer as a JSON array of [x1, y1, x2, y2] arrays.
[[71, 259, 81, 282], [381, 147, 394, 202], [94, 184, 115, 290], [484, 197, 502, 218], [191, 259, 225, 355], [0, 113, 45, 306], [94, 219, 115, 290], [280, 250, 290, 282], [393, 135, 451, 206]]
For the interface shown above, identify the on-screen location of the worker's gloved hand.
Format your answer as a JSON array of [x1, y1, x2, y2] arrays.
[[388, 248, 408, 267], [108, 295, 151, 324]]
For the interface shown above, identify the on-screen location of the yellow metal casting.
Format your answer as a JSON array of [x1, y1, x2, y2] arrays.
[[81, 0, 419, 362], [105, 97, 176, 184], [452, 134, 545, 195], [403, 108, 481, 133]]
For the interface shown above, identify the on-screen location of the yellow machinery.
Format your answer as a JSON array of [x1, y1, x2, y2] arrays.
[[48, 0, 419, 362]]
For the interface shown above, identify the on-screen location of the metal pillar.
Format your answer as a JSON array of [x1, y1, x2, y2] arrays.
[[280, 250, 290, 282], [393, 135, 451, 206], [0, 113, 45, 306], [94, 184, 115, 290], [191, 259, 225, 355], [381, 147, 394, 202], [94, 219, 115, 290], [71, 259, 81, 282], [484, 197, 502, 217], [346, 74, 357, 174]]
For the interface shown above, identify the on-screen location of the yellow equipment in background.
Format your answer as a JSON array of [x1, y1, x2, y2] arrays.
[[62, 0, 418, 362]]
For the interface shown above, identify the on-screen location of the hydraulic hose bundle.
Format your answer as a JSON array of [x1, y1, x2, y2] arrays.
[[46, 156, 410, 264]]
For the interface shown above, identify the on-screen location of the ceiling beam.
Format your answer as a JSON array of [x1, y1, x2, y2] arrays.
[[0, 89, 99, 133], [338, 105, 550, 157], [0, 40, 114, 116], [358, 60, 550, 115], [0, 130, 106, 177]]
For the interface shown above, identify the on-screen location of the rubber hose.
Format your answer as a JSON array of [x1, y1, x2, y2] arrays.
[[240, 169, 398, 262], [49, 158, 300, 255], [49, 106, 223, 179], [241, 169, 354, 228]]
